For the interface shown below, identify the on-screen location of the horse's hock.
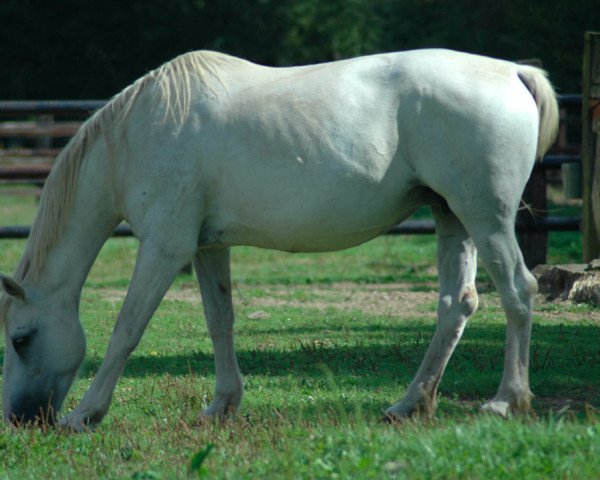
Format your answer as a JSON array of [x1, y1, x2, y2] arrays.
[[533, 261, 600, 307]]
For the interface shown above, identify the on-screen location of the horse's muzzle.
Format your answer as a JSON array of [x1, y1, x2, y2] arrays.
[[6, 392, 58, 427]]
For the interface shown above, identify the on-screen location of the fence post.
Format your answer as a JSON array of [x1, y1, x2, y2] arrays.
[[516, 58, 547, 269], [518, 169, 547, 269], [582, 31, 600, 262]]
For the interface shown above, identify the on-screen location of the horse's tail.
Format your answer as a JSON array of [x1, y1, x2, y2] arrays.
[[516, 65, 559, 160]]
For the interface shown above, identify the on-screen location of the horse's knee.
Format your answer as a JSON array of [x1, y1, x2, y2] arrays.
[[459, 285, 478, 316], [438, 285, 478, 319]]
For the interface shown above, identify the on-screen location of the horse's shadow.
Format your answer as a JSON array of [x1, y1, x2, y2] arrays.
[[0, 322, 597, 408], [64, 322, 600, 406]]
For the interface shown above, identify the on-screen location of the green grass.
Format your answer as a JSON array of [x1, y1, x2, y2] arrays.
[[1, 191, 598, 479]]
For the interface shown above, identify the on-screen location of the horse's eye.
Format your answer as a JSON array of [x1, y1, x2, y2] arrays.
[[11, 331, 35, 356]]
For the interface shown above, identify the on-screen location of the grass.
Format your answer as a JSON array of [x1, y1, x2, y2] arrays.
[[1, 189, 598, 479]]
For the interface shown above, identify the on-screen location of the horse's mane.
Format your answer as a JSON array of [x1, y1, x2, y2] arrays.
[[6, 50, 238, 293]]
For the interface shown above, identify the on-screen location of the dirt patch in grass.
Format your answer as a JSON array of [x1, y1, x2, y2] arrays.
[[98, 283, 597, 323], [534, 302, 600, 323], [239, 283, 439, 318], [99, 282, 440, 318]]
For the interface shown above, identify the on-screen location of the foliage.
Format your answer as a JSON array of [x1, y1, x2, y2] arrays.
[[1, 0, 598, 99]]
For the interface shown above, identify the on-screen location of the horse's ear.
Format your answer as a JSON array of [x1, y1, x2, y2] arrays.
[[0, 274, 27, 303]]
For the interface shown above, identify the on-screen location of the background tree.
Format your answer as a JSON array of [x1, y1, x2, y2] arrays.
[[0, 0, 598, 99]]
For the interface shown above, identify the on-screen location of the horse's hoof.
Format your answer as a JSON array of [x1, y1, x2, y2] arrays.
[[195, 404, 237, 427], [480, 401, 510, 418], [383, 404, 419, 424], [58, 413, 94, 433], [382, 412, 409, 424]]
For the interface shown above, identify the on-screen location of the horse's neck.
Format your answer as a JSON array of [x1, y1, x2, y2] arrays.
[[35, 146, 120, 299]]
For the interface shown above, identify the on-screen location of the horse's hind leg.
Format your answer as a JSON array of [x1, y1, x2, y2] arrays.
[[467, 222, 536, 416], [194, 247, 243, 419], [386, 203, 478, 420]]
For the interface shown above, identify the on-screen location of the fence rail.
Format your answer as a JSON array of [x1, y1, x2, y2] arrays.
[[0, 100, 106, 117], [0, 216, 581, 241]]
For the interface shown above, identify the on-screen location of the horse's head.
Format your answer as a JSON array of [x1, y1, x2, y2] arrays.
[[1, 275, 86, 427]]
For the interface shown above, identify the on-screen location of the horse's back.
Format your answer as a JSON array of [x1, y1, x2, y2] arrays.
[[120, 49, 541, 252]]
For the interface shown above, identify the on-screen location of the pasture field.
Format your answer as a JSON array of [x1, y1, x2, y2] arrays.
[[0, 190, 598, 479]]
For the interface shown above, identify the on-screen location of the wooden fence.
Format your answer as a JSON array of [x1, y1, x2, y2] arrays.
[[582, 31, 600, 262]]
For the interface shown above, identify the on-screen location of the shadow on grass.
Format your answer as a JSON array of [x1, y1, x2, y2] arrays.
[[1, 323, 598, 408], [93, 323, 600, 407]]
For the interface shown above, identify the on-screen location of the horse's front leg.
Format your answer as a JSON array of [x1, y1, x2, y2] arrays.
[[386, 206, 478, 420], [194, 248, 243, 420], [59, 237, 196, 431]]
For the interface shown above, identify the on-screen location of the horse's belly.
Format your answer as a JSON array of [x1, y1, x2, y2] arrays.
[[221, 220, 392, 252], [225, 219, 390, 252], [202, 187, 422, 253]]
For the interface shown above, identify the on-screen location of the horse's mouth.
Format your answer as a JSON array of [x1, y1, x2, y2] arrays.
[[5, 385, 63, 428]]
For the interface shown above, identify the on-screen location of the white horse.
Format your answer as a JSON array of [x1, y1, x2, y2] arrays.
[[1, 49, 558, 430]]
